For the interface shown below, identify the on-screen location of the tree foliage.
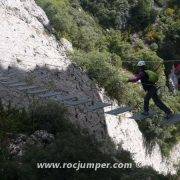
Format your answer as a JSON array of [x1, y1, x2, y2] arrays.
[[80, 0, 130, 29], [129, 0, 157, 30]]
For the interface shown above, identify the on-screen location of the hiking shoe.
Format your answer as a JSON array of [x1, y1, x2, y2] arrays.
[[165, 112, 173, 119], [141, 111, 149, 116]]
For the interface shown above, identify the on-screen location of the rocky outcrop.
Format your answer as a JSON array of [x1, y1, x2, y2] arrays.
[[105, 112, 180, 175], [0, 0, 179, 175], [7, 130, 54, 157]]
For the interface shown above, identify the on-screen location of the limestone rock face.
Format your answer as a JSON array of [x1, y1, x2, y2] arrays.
[[60, 38, 73, 52], [0, 0, 179, 175]]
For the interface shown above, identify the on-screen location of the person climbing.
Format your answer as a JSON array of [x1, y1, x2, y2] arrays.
[[127, 60, 173, 119]]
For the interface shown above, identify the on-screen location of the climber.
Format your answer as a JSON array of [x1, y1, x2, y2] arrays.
[[127, 60, 173, 119]]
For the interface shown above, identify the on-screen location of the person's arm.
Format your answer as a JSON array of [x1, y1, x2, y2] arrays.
[[127, 72, 144, 83]]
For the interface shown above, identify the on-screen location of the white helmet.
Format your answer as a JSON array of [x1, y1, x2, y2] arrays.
[[137, 60, 146, 67]]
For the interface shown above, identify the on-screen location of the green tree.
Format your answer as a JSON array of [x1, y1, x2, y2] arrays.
[[129, 0, 157, 30], [80, 0, 130, 29]]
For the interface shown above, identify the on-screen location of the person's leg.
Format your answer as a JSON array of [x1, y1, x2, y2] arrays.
[[152, 88, 172, 114], [144, 90, 152, 113]]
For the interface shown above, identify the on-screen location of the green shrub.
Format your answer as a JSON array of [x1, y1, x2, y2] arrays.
[[37, 0, 104, 51], [159, 21, 180, 60], [154, 0, 166, 7], [150, 43, 159, 51], [71, 50, 143, 106], [71, 50, 124, 101], [129, 0, 157, 30], [0, 101, 67, 139], [29, 102, 68, 134], [0, 101, 31, 138], [168, 0, 180, 7], [80, 0, 158, 30], [80, 0, 130, 29], [106, 30, 133, 60], [138, 115, 179, 156]]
